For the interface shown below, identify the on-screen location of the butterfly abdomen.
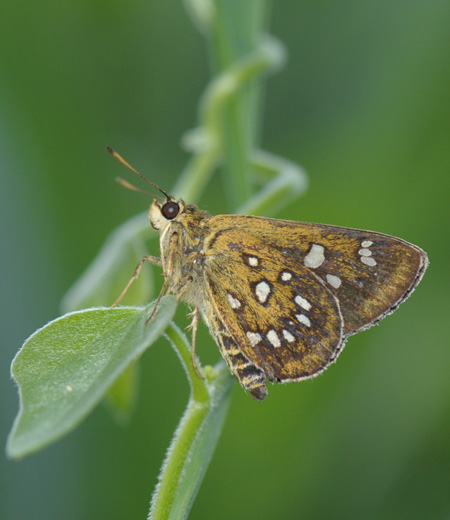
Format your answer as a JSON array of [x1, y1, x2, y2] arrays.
[[211, 318, 268, 401]]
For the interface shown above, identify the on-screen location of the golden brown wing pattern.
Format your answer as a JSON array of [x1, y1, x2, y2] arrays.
[[208, 215, 428, 336], [203, 229, 344, 382]]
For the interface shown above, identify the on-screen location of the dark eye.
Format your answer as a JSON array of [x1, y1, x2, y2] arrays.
[[161, 201, 180, 220]]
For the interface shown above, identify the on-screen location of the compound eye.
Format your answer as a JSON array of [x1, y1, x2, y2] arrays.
[[161, 201, 180, 220]]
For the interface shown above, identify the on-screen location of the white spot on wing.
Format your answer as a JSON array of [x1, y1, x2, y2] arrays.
[[358, 248, 372, 257], [281, 271, 292, 281], [295, 295, 311, 311], [283, 330, 295, 342], [326, 274, 342, 288], [267, 330, 281, 348], [361, 240, 373, 248], [248, 256, 258, 267], [304, 244, 325, 269], [247, 332, 262, 347], [255, 281, 270, 303], [296, 314, 311, 327], [361, 256, 377, 267], [227, 293, 241, 309]]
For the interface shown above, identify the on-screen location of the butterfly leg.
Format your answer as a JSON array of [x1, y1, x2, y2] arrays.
[[145, 278, 169, 324], [187, 308, 204, 380], [111, 255, 161, 308]]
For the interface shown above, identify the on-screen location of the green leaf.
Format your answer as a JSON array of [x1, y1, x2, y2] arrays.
[[7, 296, 177, 459], [61, 213, 160, 421]]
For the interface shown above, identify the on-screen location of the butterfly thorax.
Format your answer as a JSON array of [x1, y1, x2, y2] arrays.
[[149, 198, 212, 309]]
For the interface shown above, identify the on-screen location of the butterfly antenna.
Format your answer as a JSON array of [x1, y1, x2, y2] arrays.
[[116, 177, 154, 196], [106, 146, 170, 199]]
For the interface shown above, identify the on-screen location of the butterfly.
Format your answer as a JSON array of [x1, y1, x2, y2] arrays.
[[108, 148, 428, 400]]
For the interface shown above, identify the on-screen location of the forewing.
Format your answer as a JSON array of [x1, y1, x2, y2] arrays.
[[209, 215, 428, 336], [203, 230, 344, 382]]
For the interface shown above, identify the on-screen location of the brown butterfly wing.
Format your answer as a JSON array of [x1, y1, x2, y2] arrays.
[[209, 215, 428, 336], [203, 229, 344, 382]]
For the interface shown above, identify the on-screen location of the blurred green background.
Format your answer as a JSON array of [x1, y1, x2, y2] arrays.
[[1, 1, 449, 519]]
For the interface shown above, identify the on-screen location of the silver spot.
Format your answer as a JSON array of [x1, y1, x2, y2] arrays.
[[281, 271, 292, 281], [361, 256, 377, 267], [358, 248, 372, 257], [326, 274, 342, 289], [304, 244, 325, 269], [247, 332, 262, 347], [361, 240, 373, 248], [295, 295, 311, 311], [227, 293, 241, 309], [296, 314, 311, 327], [248, 256, 258, 267], [267, 330, 281, 348], [283, 330, 295, 342], [255, 281, 270, 303]]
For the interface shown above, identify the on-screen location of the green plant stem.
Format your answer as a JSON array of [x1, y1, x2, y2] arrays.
[[174, 34, 284, 204], [165, 324, 209, 403], [209, 0, 271, 208], [238, 149, 308, 216], [150, 325, 209, 519], [149, 325, 232, 520]]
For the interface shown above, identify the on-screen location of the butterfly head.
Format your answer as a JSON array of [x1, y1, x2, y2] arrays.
[[148, 196, 186, 232]]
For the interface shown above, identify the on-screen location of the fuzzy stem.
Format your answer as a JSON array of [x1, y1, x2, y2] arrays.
[[149, 325, 232, 520]]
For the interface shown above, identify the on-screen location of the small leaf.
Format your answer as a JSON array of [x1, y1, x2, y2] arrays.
[[7, 295, 177, 459]]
